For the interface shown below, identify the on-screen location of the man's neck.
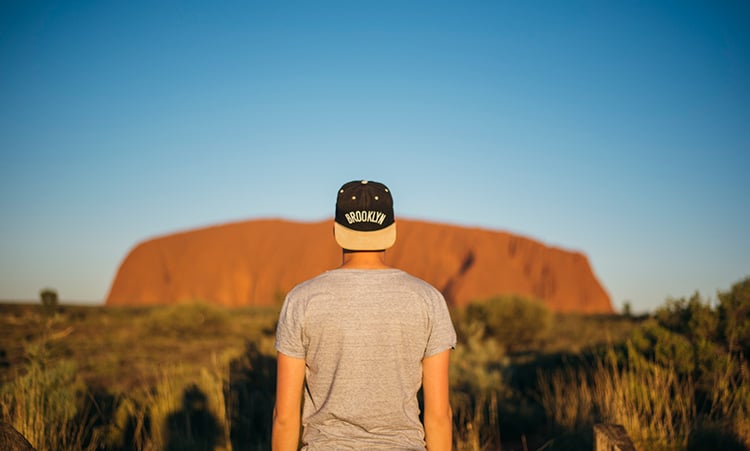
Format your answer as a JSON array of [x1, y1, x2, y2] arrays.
[[339, 250, 391, 269]]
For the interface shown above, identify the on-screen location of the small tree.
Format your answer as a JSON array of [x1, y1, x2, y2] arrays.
[[623, 300, 633, 317], [40, 288, 59, 315], [718, 276, 750, 355], [654, 292, 718, 342]]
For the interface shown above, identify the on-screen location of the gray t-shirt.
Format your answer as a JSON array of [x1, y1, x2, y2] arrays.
[[275, 268, 457, 450]]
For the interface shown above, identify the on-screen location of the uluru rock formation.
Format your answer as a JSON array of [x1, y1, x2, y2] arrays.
[[106, 219, 612, 313]]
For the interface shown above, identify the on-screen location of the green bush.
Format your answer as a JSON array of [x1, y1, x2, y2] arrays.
[[450, 321, 507, 396], [464, 295, 552, 352], [630, 320, 696, 376], [142, 301, 232, 338], [654, 276, 750, 357], [718, 277, 750, 355], [451, 296, 553, 449], [654, 292, 718, 341], [39, 288, 59, 316], [623, 278, 750, 448]]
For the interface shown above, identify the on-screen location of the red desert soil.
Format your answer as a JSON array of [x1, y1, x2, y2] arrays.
[[106, 219, 612, 313]]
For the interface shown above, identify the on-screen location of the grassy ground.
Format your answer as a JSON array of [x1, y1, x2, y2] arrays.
[[4, 298, 745, 450], [1, 302, 282, 451], [0, 278, 750, 451], [0, 302, 278, 391], [0, 301, 645, 450]]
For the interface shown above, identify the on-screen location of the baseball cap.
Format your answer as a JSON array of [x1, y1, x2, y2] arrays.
[[334, 180, 397, 250]]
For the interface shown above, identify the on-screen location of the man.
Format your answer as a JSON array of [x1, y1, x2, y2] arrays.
[[273, 180, 456, 450]]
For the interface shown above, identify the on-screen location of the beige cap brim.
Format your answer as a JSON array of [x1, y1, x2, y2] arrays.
[[334, 221, 397, 251]]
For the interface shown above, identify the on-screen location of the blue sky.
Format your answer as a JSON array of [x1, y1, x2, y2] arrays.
[[1, 1, 748, 312]]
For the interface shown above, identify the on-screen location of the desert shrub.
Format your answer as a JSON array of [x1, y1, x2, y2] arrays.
[[449, 321, 504, 450], [0, 316, 103, 451], [706, 352, 750, 449], [142, 301, 232, 338], [464, 295, 552, 352], [622, 300, 633, 317], [653, 277, 750, 358], [630, 320, 696, 377], [718, 277, 750, 355], [538, 283, 750, 451], [450, 307, 509, 450], [552, 281, 750, 450], [655, 292, 718, 342], [0, 355, 98, 451], [1, 358, 77, 449], [39, 288, 59, 316], [450, 320, 507, 397], [647, 278, 750, 399], [452, 300, 559, 449], [538, 342, 696, 450]]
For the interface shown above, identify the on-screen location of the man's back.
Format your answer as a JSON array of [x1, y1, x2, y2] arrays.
[[275, 268, 456, 450], [272, 180, 455, 451]]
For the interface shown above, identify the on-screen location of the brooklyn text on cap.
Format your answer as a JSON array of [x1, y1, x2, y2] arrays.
[[334, 180, 397, 250]]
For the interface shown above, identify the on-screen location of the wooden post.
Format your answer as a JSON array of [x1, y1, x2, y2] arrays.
[[594, 424, 636, 451], [0, 422, 36, 451]]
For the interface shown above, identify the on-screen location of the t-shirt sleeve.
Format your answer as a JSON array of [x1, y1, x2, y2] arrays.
[[274, 292, 306, 359], [424, 288, 457, 358]]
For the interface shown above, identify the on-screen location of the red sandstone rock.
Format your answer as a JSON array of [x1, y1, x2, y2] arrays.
[[105, 219, 612, 313]]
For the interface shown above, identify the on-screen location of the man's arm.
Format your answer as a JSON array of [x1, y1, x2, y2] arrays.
[[272, 352, 306, 451], [422, 349, 453, 451]]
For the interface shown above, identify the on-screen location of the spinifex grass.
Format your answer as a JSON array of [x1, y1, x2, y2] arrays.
[[537, 341, 750, 450], [2, 282, 747, 451]]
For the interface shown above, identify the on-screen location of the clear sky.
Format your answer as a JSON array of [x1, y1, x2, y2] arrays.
[[1, 1, 748, 312]]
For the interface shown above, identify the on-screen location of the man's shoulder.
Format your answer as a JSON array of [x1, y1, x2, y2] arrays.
[[392, 269, 436, 286], [288, 270, 333, 294], [387, 269, 446, 302]]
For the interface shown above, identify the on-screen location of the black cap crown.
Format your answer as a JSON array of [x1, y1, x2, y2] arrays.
[[334, 180, 396, 250]]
